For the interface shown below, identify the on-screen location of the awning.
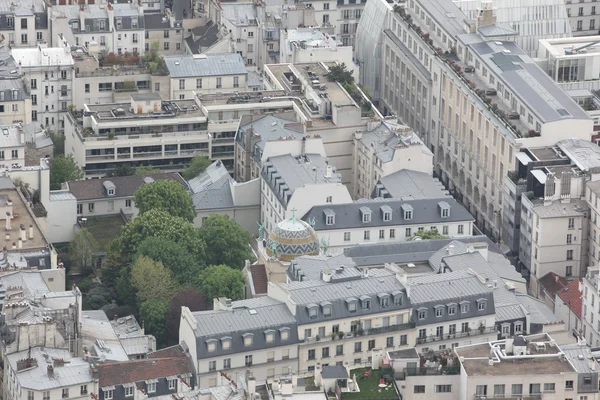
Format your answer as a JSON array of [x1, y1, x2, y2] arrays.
[[531, 169, 547, 184], [516, 152, 532, 166]]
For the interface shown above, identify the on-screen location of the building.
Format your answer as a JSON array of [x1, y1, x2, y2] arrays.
[[352, 120, 433, 198], [0, 46, 32, 125], [372, 169, 450, 200], [538, 272, 570, 312], [179, 296, 300, 388], [0, 124, 26, 167], [50, 2, 146, 55], [188, 160, 260, 233], [355, 0, 593, 241], [4, 347, 97, 400], [0, 0, 49, 48], [218, 2, 259, 69], [260, 153, 352, 235], [12, 39, 75, 132], [581, 266, 600, 346], [165, 53, 248, 99], [302, 197, 474, 251], [144, 13, 185, 55], [554, 278, 583, 339], [564, 0, 600, 36]]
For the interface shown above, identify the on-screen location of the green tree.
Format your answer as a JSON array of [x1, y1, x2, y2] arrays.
[[49, 130, 65, 156], [50, 155, 84, 190], [115, 268, 137, 307], [198, 215, 254, 269], [83, 284, 114, 310], [135, 165, 158, 174], [326, 63, 354, 85], [118, 209, 205, 262], [139, 299, 168, 347], [133, 180, 196, 222], [411, 228, 446, 240], [198, 264, 245, 301], [68, 228, 98, 275], [166, 289, 208, 345], [181, 156, 211, 180], [136, 237, 202, 283], [131, 256, 178, 303]]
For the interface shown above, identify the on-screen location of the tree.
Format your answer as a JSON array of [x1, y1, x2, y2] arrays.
[[115, 268, 137, 307], [130, 256, 178, 303], [133, 180, 196, 222], [411, 228, 446, 240], [139, 299, 169, 347], [68, 229, 98, 275], [50, 155, 84, 190], [135, 165, 158, 174], [326, 63, 354, 85], [198, 264, 245, 302], [181, 156, 211, 180], [198, 215, 254, 269], [136, 237, 202, 283], [117, 209, 205, 262], [106, 164, 135, 177], [83, 284, 114, 310], [166, 289, 209, 345]]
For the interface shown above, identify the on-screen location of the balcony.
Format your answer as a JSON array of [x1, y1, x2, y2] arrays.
[[300, 322, 415, 346], [475, 396, 540, 400], [416, 326, 497, 345]]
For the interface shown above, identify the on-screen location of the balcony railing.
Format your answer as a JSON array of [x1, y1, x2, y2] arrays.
[[300, 322, 415, 346], [397, 366, 460, 380], [416, 326, 497, 345]]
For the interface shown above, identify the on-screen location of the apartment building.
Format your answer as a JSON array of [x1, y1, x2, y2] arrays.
[[0, 45, 32, 125], [356, 0, 593, 241], [219, 3, 259, 68], [582, 266, 600, 346], [4, 347, 97, 400], [165, 53, 248, 99], [261, 153, 352, 235], [12, 41, 75, 132], [179, 297, 300, 388], [51, 2, 146, 55], [302, 197, 474, 251], [144, 13, 185, 55], [372, 169, 450, 200], [565, 0, 600, 36], [0, 0, 49, 48], [353, 120, 432, 198]]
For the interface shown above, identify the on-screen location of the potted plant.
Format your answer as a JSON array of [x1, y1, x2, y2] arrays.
[[528, 129, 536, 137], [455, 65, 461, 72], [315, 334, 320, 341], [337, 331, 345, 339]]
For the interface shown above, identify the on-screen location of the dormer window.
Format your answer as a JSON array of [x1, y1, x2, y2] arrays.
[[401, 204, 413, 220], [346, 298, 358, 313], [392, 291, 403, 306], [221, 337, 232, 350], [324, 209, 335, 226], [103, 181, 116, 197], [280, 327, 290, 341], [243, 333, 254, 347], [264, 329, 275, 343], [417, 308, 427, 320], [360, 207, 372, 223], [435, 305, 444, 317], [477, 299, 487, 311], [206, 339, 217, 352], [460, 301, 470, 313], [438, 201, 450, 218], [307, 304, 319, 320], [447, 304, 457, 315], [321, 301, 332, 317], [360, 295, 371, 310], [378, 293, 390, 308], [381, 205, 393, 222]]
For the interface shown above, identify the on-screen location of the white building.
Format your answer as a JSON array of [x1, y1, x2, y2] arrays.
[[302, 197, 474, 251], [581, 266, 600, 346], [0, 0, 50, 48], [12, 40, 75, 132], [564, 0, 600, 36], [219, 2, 260, 69]]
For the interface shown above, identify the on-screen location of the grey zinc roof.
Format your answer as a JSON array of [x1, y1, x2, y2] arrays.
[[374, 169, 449, 200], [187, 160, 234, 210], [220, 2, 257, 25], [144, 14, 171, 30], [388, 348, 419, 359], [191, 300, 296, 337], [417, 0, 466, 38], [239, 114, 304, 152], [321, 365, 348, 379], [165, 53, 247, 78], [49, 190, 77, 201], [358, 121, 431, 163], [557, 139, 600, 172], [477, 24, 518, 37], [495, 304, 526, 321], [515, 294, 559, 325], [408, 270, 493, 304], [303, 197, 473, 231], [131, 93, 161, 101], [561, 344, 600, 373], [287, 254, 358, 282]]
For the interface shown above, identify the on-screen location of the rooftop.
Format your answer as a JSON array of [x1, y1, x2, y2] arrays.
[[557, 138, 600, 172], [187, 160, 234, 210], [144, 13, 172, 30], [110, 315, 144, 339], [7, 347, 93, 390], [85, 98, 205, 123], [0, 125, 24, 148], [220, 2, 257, 26], [80, 310, 129, 362], [388, 348, 419, 360], [539, 272, 569, 297], [12, 46, 74, 68], [539, 36, 600, 58], [248, 264, 268, 295], [556, 279, 583, 318], [283, 29, 343, 57], [66, 172, 186, 200], [408, 270, 493, 304], [185, 21, 220, 54], [238, 114, 305, 153], [374, 169, 449, 200], [97, 357, 194, 387], [165, 53, 247, 78], [287, 254, 358, 282], [358, 120, 431, 163]]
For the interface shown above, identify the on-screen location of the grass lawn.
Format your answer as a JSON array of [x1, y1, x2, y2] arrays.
[[83, 215, 126, 252], [342, 368, 398, 399]]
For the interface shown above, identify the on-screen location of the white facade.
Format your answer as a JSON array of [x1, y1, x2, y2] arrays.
[[565, 0, 600, 36], [582, 267, 600, 346]]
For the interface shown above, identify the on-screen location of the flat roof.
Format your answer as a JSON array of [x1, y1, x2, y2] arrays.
[[165, 53, 247, 78], [540, 36, 600, 58], [86, 99, 205, 123], [12, 47, 74, 68]]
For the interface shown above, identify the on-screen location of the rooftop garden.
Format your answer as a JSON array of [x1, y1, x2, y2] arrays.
[[341, 368, 398, 400], [326, 63, 376, 118], [393, 6, 534, 139], [98, 41, 169, 76]]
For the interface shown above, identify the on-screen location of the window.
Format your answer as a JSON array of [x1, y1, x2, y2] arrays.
[[322, 347, 329, 357], [62, 389, 70, 399], [404, 210, 412, 220], [566, 380, 574, 389], [461, 303, 469, 313], [364, 231, 370, 240], [567, 233, 573, 244], [494, 384, 505, 397], [386, 336, 394, 347], [566, 265, 573, 277], [362, 212, 371, 223], [208, 360, 216, 371], [196, 79, 203, 89], [104, 390, 113, 400], [155, 82, 160, 91], [390, 229, 395, 238], [234, 76, 239, 88], [476, 385, 487, 397], [77, 204, 82, 214], [436, 307, 443, 317], [245, 355, 253, 366], [514, 323, 523, 333], [367, 339, 376, 350], [248, 44, 253, 52], [32, 110, 37, 121], [223, 358, 231, 369], [31, 79, 37, 89], [124, 385, 134, 396], [405, 228, 411, 237], [381, 297, 389, 308], [10, 149, 18, 160], [323, 14, 329, 23], [304, 328, 312, 338], [179, 79, 185, 90], [512, 384, 523, 396], [326, 215, 335, 225], [147, 382, 157, 393], [414, 386, 425, 393], [21, 18, 27, 29], [244, 334, 253, 346], [478, 301, 486, 311], [567, 250, 574, 260], [529, 383, 540, 395], [362, 299, 370, 310], [308, 349, 315, 360], [323, 305, 332, 317], [336, 344, 343, 355], [11, 104, 17, 112], [458, 224, 464, 234], [7, 17, 13, 28], [400, 334, 407, 345], [461, 322, 469, 332], [418, 309, 427, 319], [28, 391, 34, 400], [568, 217, 575, 228], [379, 229, 385, 239], [84, 83, 90, 93], [348, 301, 357, 313], [125, 199, 132, 208], [344, 232, 351, 241], [309, 307, 318, 319], [436, 385, 452, 393], [248, 31, 254, 37], [324, 2, 329, 8], [88, 203, 95, 213], [43, 392, 50, 400], [543, 383, 555, 392], [326, 196, 332, 203], [448, 306, 456, 315], [354, 342, 362, 352], [216, 78, 222, 89]]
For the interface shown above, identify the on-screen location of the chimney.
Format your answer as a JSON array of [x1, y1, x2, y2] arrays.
[[47, 365, 54, 377], [12, 242, 16, 250], [325, 165, 333, 178], [79, 5, 85, 31], [5, 212, 10, 230], [247, 377, 256, 396], [28, 225, 33, 240], [281, 379, 293, 396], [19, 225, 26, 242], [107, 3, 115, 32], [17, 238, 22, 249], [213, 297, 232, 311]]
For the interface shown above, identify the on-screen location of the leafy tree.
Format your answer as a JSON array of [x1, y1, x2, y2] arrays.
[[83, 284, 114, 310], [115, 268, 137, 307], [198, 215, 254, 269], [181, 156, 211, 180], [198, 264, 245, 301], [49, 130, 65, 156], [135, 165, 158, 174], [50, 155, 84, 190], [412, 228, 446, 240], [326, 63, 354, 85], [166, 288, 209, 345], [68, 228, 98, 275], [134, 180, 196, 222], [118, 209, 205, 262], [139, 299, 169, 347], [101, 238, 128, 288], [131, 256, 178, 303], [142, 42, 168, 76], [136, 237, 202, 283]]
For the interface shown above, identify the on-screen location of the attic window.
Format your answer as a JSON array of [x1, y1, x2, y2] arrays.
[[242, 333, 254, 347], [324, 209, 335, 225], [307, 304, 318, 320], [346, 297, 358, 312], [280, 327, 290, 341], [103, 181, 116, 196], [438, 201, 450, 218], [401, 204, 414, 220], [381, 205, 393, 221], [206, 339, 217, 352], [264, 329, 275, 343], [221, 337, 232, 350], [360, 207, 372, 223]]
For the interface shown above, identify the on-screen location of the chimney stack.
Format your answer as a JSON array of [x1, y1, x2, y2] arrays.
[[28, 225, 33, 240], [19, 225, 26, 242], [47, 365, 54, 377], [17, 238, 22, 249], [5, 212, 10, 230], [12, 242, 16, 250]]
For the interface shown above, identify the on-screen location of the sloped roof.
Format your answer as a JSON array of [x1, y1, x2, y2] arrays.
[[249, 264, 268, 295], [556, 279, 583, 318], [539, 272, 569, 298], [67, 173, 185, 200], [97, 357, 193, 387], [187, 160, 234, 210]]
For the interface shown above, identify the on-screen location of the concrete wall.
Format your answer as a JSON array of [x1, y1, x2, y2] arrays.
[[170, 74, 248, 99], [45, 193, 77, 243]]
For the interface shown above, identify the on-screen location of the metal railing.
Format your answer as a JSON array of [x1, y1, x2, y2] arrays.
[[300, 322, 415, 346], [416, 326, 497, 345]]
